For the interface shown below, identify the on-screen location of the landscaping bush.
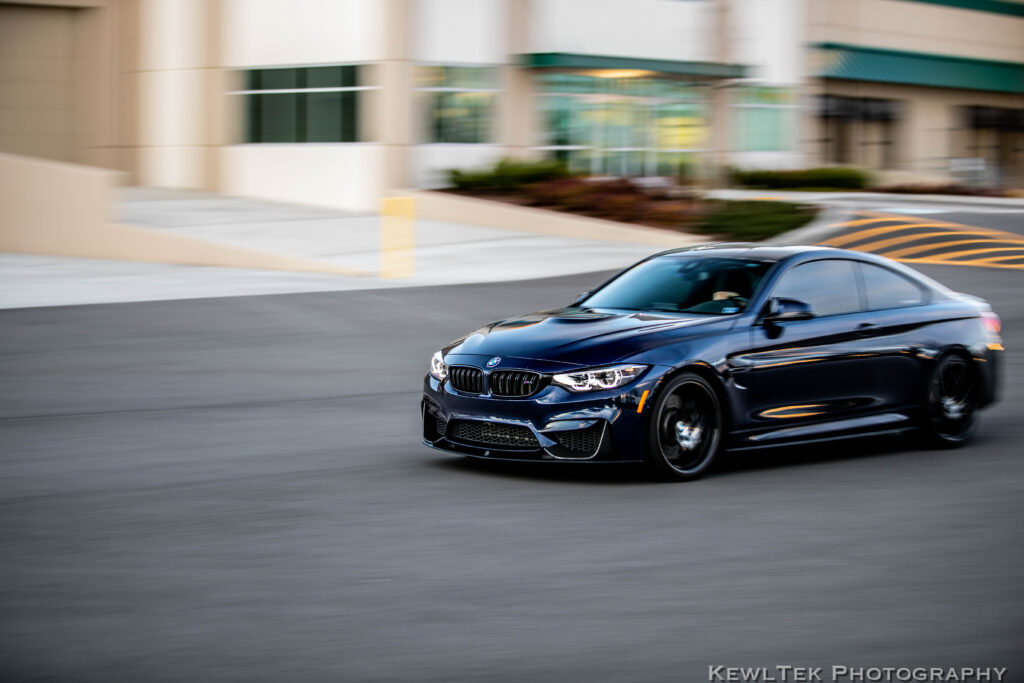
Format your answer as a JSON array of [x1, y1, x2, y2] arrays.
[[729, 167, 870, 191], [695, 200, 817, 241], [448, 168, 816, 242], [523, 177, 651, 219], [448, 158, 571, 192], [523, 178, 593, 211], [642, 201, 693, 228], [591, 191, 646, 222]]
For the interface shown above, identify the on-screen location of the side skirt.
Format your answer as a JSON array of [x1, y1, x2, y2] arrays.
[[726, 426, 918, 453]]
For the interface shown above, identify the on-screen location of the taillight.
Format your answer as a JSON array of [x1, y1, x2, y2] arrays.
[[982, 311, 1001, 338]]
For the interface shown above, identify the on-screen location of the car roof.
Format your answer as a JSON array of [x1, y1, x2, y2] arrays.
[[649, 243, 879, 264], [645, 243, 948, 294]]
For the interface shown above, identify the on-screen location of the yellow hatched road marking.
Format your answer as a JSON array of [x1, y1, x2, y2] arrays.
[[825, 222, 968, 247], [972, 253, 1024, 265], [881, 235, 1024, 258], [820, 211, 1024, 270], [921, 245, 1024, 261], [850, 230, 1014, 254]]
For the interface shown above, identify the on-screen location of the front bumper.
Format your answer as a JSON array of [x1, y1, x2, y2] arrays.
[[421, 363, 668, 463]]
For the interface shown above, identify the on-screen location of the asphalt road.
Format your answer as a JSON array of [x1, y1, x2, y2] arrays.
[[2, 217, 1024, 681]]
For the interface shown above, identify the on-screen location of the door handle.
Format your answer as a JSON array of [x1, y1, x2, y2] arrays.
[[854, 322, 877, 337]]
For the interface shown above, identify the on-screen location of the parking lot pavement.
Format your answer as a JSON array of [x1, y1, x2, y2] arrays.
[[1, 250, 1023, 681]]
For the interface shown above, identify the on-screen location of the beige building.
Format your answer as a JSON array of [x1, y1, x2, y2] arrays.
[[806, 0, 1024, 185], [1, 0, 1022, 215]]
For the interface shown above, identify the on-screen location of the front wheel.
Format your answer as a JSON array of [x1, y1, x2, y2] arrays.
[[919, 352, 979, 448], [645, 372, 724, 481]]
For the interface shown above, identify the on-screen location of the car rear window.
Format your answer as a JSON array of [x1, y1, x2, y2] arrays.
[[858, 262, 927, 310]]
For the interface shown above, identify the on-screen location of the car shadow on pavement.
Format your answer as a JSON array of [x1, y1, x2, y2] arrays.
[[717, 434, 916, 476], [427, 456, 655, 485], [425, 434, 920, 484]]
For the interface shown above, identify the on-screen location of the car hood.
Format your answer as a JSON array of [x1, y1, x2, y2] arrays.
[[445, 307, 731, 366]]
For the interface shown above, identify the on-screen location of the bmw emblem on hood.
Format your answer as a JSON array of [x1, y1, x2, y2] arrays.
[[486, 357, 501, 368]]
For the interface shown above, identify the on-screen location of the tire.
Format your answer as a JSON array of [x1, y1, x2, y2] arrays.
[[645, 372, 724, 481], [919, 351, 979, 448]]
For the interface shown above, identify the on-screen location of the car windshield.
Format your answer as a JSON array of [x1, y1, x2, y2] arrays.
[[581, 256, 772, 315]]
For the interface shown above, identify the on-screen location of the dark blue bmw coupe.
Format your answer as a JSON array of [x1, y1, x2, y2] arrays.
[[422, 245, 1003, 480]]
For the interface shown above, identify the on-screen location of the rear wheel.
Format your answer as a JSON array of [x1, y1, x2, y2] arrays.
[[920, 352, 978, 448], [645, 373, 723, 481]]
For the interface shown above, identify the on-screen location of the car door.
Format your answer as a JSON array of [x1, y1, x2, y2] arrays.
[[731, 259, 883, 440], [851, 261, 931, 409]]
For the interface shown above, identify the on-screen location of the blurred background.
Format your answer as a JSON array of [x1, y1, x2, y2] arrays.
[[1, 0, 1022, 216]]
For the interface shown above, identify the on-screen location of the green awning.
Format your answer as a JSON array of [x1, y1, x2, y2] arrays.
[[814, 43, 1024, 94], [522, 52, 746, 79], [902, 0, 1024, 18]]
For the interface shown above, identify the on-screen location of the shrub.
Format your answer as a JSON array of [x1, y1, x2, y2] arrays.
[[642, 201, 691, 228], [695, 200, 817, 241], [523, 178, 592, 210], [729, 167, 870, 191], [591, 192, 646, 222], [523, 177, 653, 218], [448, 157, 571, 192], [447, 168, 493, 192]]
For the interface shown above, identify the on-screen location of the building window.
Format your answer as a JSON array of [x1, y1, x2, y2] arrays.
[[818, 95, 901, 168], [953, 106, 1024, 184], [732, 88, 798, 152], [535, 73, 707, 177], [417, 66, 499, 144], [236, 65, 368, 143]]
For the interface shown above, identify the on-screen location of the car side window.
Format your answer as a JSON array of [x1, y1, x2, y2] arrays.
[[771, 259, 861, 317], [859, 263, 926, 310]]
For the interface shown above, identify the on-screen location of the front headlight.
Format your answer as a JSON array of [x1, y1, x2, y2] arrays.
[[429, 350, 448, 381], [552, 364, 647, 393]]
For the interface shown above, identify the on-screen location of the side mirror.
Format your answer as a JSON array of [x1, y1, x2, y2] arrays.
[[571, 290, 592, 306], [762, 297, 815, 323]]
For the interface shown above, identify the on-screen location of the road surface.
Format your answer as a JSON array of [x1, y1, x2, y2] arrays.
[[2, 206, 1022, 682]]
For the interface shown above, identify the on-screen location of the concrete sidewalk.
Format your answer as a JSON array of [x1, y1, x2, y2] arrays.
[[33, 185, 1022, 310], [1, 189, 683, 309]]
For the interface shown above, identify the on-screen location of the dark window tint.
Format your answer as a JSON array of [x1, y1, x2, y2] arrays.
[[859, 263, 925, 310], [249, 68, 299, 90], [248, 93, 298, 143], [305, 91, 357, 142], [242, 66, 363, 143], [306, 65, 358, 88], [772, 259, 861, 316]]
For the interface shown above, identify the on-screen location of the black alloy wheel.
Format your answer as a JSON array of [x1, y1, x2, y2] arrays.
[[922, 352, 979, 447], [646, 372, 723, 481]]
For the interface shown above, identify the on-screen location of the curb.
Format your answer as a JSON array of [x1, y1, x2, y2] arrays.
[[764, 204, 852, 246], [708, 189, 1024, 208], [850, 192, 1024, 207]]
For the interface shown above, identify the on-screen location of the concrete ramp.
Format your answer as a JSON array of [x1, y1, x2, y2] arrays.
[[0, 153, 359, 276]]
